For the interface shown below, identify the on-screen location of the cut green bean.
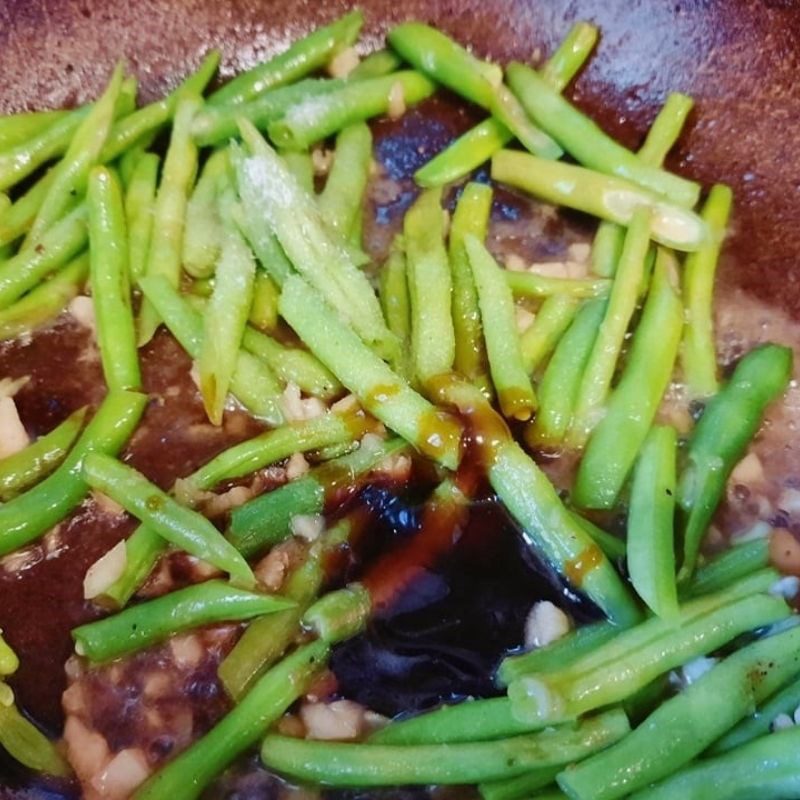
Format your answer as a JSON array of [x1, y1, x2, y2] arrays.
[[73, 580, 295, 662], [506, 271, 611, 300], [466, 236, 536, 420], [480, 770, 562, 800], [508, 581, 788, 724], [302, 582, 372, 643], [134, 640, 329, 800], [198, 208, 256, 425], [0, 632, 18, 676], [87, 166, 141, 391], [0, 390, 146, 557], [138, 275, 284, 423], [557, 625, 800, 800], [526, 298, 605, 448], [683, 536, 771, 600], [519, 294, 581, 375], [236, 123, 395, 358], [711, 672, 800, 754], [678, 343, 793, 578], [680, 183, 734, 397], [267, 71, 436, 150], [138, 96, 200, 345], [97, 523, 165, 609], [379, 236, 412, 376], [567, 207, 653, 448], [319, 122, 372, 244], [182, 148, 229, 279], [0, 109, 69, 151], [279, 276, 462, 470], [0, 697, 71, 777], [247, 272, 279, 331], [632, 727, 800, 800], [124, 152, 159, 283], [497, 620, 619, 688], [229, 436, 406, 556], [507, 64, 699, 207], [540, 22, 600, 89], [491, 150, 706, 251], [0, 169, 56, 248], [0, 204, 88, 309], [279, 148, 314, 193], [448, 183, 492, 389], [573, 251, 683, 501], [261, 710, 629, 787], [572, 513, 627, 561], [82, 454, 253, 587], [0, 253, 89, 341], [405, 187, 455, 386], [0, 407, 87, 501], [431, 376, 639, 625], [626, 425, 679, 619], [208, 10, 363, 106], [350, 49, 403, 80]]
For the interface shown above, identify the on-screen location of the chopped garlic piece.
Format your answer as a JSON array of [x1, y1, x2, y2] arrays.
[[327, 47, 360, 78], [524, 601, 571, 649], [290, 513, 325, 542], [68, 295, 96, 332], [83, 541, 127, 600], [0, 396, 29, 459], [286, 452, 310, 481], [387, 81, 406, 119], [90, 748, 150, 800], [300, 699, 367, 740]]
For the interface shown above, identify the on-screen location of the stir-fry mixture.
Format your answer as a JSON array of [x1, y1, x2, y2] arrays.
[[1, 10, 799, 800]]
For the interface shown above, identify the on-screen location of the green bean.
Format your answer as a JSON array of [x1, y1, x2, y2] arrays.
[[466, 236, 536, 420], [573, 251, 683, 500], [590, 223, 626, 280], [0, 390, 146, 557], [0, 253, 89, 341], [572, 513, 627, 561], [247, 272, 279, 331], [198, 210, 256, 425], [73, 580, 294, 662], [683, 536, 771, 600], [632, 727, 800, 800], [491, 151, 706, 251], [567, 207, 653, 448], [182, 148, 229, 279], [0, 109, 69, 151], [138, 96, 200, 345], [519, 294, 581, 375], [278, 148, 313, 194], [234, 205, 294, 287], [626, 425, 679, 619], [447, 183, 492, 389], [229, 437, 407, 557], [319, 122, 372, 244], [351, 49, 403, 79], [507, 64, 699, 207], [509, 585, 788, 724], [82, 453, 254, 586], [678, 343, 793, 578], [0, 204, 88, 309], [280, 276, 462, 469], [480, 771, 563, 800], [379, 236, 412, 377], [242, 326, 341, 399], [431, 376, 639, 625], [302, 582, 372, 643], [87, 166, 141, 391], [557, 625, 800, 800], [506, 271, 610, 300], [0, 696, 71, 777], [97, 523, 165, 609], [404, 187, 455, 386], [540, 22, 600, 89], [219, 514, 358, 699], [680, 184, 733, 397], [236, 124, 395, 358], [117, 145, 145, 188], [134, 640, 329, 800], [0, 170, 56, 248], [711, 672, 800, 754], [209, 11, 363, 107], [0, 632, 18, 676], [179, 408, 370, 497], [124, 152, 159, 282], [496, 620, 619, 688], [267, 71, 436, 150], [193, 78, 343, 146], [26, 65, 124, 243], [138, 275, 284, 424], [261, 710, 630, 787], [0, 108, 89, 193], [526, 299, 604, 448], [0, 408, 86, 501]]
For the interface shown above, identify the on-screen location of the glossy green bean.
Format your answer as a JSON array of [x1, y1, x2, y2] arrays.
[[303, 582, 372, 643], [82, 453, 254, 587], [350, 49, 403, 79], [97, 523, 165, 609], [519, 294, 581, 375], [0, 109, 69, 151], [247, 271, 279, 331], [506, 271, 610, 300], [378, 236, 412, 377], [0, 390, 146, 557], [683, 536, 771, 599], [0, 697, 71, 777], [0, 632, 18, 676], [124, 152, 159, 282], [72, 580, 295, 662], [87, 166, 141, 391], [0, 169, 56, 247]]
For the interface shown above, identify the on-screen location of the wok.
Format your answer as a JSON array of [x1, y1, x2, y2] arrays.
[[0, 0, 798, 796]]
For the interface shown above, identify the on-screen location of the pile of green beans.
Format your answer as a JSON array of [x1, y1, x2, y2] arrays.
[[0, 9, 796, 800]]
